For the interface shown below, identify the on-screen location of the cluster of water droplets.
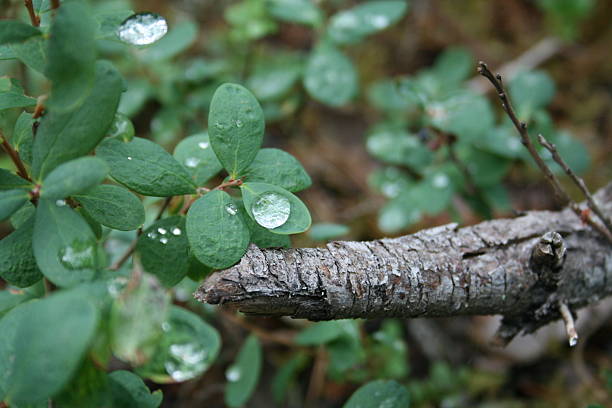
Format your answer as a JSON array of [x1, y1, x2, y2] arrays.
[[117, 13, 168, 46], [147, 226, 182, 245], [251, 192, 291, 229], [58, 239, 97, 270], [225, 203, 238, 216], [164, 342, 208, 382], [183, 140, 211, 168]]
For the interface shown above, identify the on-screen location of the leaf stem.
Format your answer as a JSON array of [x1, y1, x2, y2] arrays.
[[24, 0, 40, 26], [0, 130, 32, 182]]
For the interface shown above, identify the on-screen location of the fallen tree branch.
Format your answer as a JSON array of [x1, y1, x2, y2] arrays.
[[196, 183, 612, 342]]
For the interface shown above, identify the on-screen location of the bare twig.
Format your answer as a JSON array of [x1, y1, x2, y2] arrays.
[[538, 134, 612, 236], [0, 130, 32, 182], [23, 0, 40, 26], [478, 61, 612, 243], [559, 302, 578, 347], [108, 230, 140, 271], [32, 95, 47, 119], [220, 310, 296, 347]]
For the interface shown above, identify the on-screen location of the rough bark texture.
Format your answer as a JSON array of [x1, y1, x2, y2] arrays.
[[196, 183, 612, 339]]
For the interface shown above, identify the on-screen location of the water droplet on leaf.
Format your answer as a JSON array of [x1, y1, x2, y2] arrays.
[[127, 156, 133, 161], [252, 192, 291, 229], [235, 119, 243, 128], [160, 237, 169, 245], [157, 227, 167, 235], [55, 199, 67, 207], [107, 113, 134, 142], [117, 12, 168, 45], [225, 203, 238, 216], [184, 157, 200, 168], [171, 227, 182, 236], [225, 366, 241, 382], [164, 343, 208, 382], [58, 240, 96, 270], [432, 174, 449, 189], [198, 141, 209, 149], [147, 231, 158, 240]]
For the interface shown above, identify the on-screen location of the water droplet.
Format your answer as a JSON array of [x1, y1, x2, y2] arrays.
[[117, 12, 168, 46], [569, 335, 578, 347], [55, 199, 67, 207], [215, 121, 226, 130], [58, 240, 96, 270], [225, 203, 238, 216], [370, 15, 390, 29], [198, 141, 209, 149], [127, 156, 133, 161], [160, 237, 169, 245], [107, 277, 128, 298], [157, 227, 167, 235], [225, 366, 241, 382], [107, 113, 134, 142], [161, 321, 171, 332], [432, 174, 449, 189], [171, 227, 182, 236], [184, 157, 200, 168], [235, 119, 243, 128], [164, 343, 208, 382], [147, 231, 159, 240], [251, 192, 291, 229]]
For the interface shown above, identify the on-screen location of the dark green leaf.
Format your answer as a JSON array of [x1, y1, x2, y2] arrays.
[[0, 77, 36, 110], [235, 199, 291, 249], [186, 190, 251, 269], [308, 223, 349, 241], [208, 83, 265, 177], [426, 92, 494, 142], [240, 148, 311, 192], [45, 0, 97, 113], [40, 157, 109, 199], [367, 78, 420, 114], [97, 137, 196, 196], [10, 111, 34, 165], [32, 60, 123, 180], [0, 289, 99, 405], [136, 306, 221, 384], [137, 216, 190, 287], [74, 184, 144, 231], [186, 255, 213, 281], [267, 0, 323, 26], [295, 320, 349, 345], [173, 132, 223, 185], [109, 370, 162, 408], [0, 21, 41, 45], [509, 70, 555, 117], [0, 189, 28, 221], [240, 182, 311, 235], [303, 44, 357, 107], [53, 359, 112, 408], [225, 335, 262, 408], [0, 216, 43, 287], [140, 21, 197, 62], [0, 168, 31, 190], [33, 198, 99, 287], [10, 35, 47, 73], [366, 126, 432, 169], [327, 0, 408, 44], [343, 380, 410, 408]]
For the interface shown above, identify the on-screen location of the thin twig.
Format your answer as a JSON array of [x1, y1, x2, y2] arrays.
[[220, 310, 296, 347], [478, 61, 612, 243], [1, 130, 32, 182], [108, 232, 139, 271], [32, 95, 47, 119], [538, 134, 612, 236], [24, 0, 40, 26], [559, 301, 578, 347]]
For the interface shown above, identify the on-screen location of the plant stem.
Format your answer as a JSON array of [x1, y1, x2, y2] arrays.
[[0, 130, 32, 182], [24, 0, 40, 26]]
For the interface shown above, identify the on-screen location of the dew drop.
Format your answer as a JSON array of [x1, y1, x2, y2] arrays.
[[171, 227, 182, 236], [198, 141, 209, 149], [127, 156, 133, 161], [147, 231, 159, 240], [164, 343, 208, 382], [157, 227, 167, 235], [252, 192, 290, 229], [161, 321, 171, 332], [116, 12, 168, 46], [370, 15, 390, 29], [160, 237, 169, 245], [432, 174, 449, 189], [58, 240, 96, 270], [235, 119, 243, 128], [55, 199, 67, 207], [215, 121, 226, 130], [225, 203, 238, 216], [225, 366, 241, 382], [107, 113, 134, 142], [184, 157, 201, 168]]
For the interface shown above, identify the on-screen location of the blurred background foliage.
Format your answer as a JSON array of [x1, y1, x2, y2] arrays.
[[1, 0, 612, 406]]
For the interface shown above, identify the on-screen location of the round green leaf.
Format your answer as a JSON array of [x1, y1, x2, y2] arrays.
[[0, 216, 42, 288], [208, 83, 265, 177], [308, 223, 349, 242], [303, 45, 357, 107], [173, 132, 223, 185], [225, 335, 262, 408], [187, 190, 251, 269], [40, 157, 109, 199], [109, 370, 163, 408], [0, 168, 32, 191], [74, 184, 145, 231], [366, 126, 432, 169], [0, 189, 28, 221], [137, 216, 190, 287], [266, 0, 323, 26], [239, 148, 311, 192], [97, 137, 197, 197], [510, 70, 555, 117], [240, 182, 311, 235], [343, 379, 410, 408]]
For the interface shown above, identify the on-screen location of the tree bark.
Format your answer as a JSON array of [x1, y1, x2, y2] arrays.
[[196, 183, 612, 342]]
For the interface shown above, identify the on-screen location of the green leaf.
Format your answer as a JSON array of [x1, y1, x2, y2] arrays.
[[235, 199, 291, 249], [0, 287, 39, 318], [426, 92, 494, 142], [97, 137, 197, 196], [208, 83, 265, 177], [32, 60, 123, 180], [266, 0, 323, 26], [456, 148, 510, 187], [0, 21, 41, 45], [94, 9, 134, 40], [295, 320, 349, 345], [186, 190, 250, 269], [246, 54, 303, 101], [0, 216, 43, 288], [240, 148, 311, 192], [225, 335, 262, 408], [0, 168, 31, 190], [53, 359, 112, 408], [139, 21, 197, 62], [432, 46, 473, 87], [0, 289, 99, 405], [308, 223, 349, 241], [74, 184, 144, 231], [225, 0, 278, 41], [10, 35, 47, 73], [109, 370, 162, 408], [271, 352, 309, 403], [33, 198, 99, 287], [509, 70, 555, 117], [378, 194, 421, 233], [45, 0, 97, 113], [327, 0, 408, 45], [173, 132, 223, 185], [366, 126, 432, 169], [343, 380, 410, 408], [0, 77, 36, 110], [137, 216, 190, 287], [368, 166, 415, 198], [136, 306, 221, 384], [240, 182, 311, 235], [110, 276, 171, 365], [303, 44, 357, 107], [367, 78, 420, 114], [10, 111, 34, 165], [0, 189, 28, 221], [40, 157, 109, 199], [544, 130, 590, 175]]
